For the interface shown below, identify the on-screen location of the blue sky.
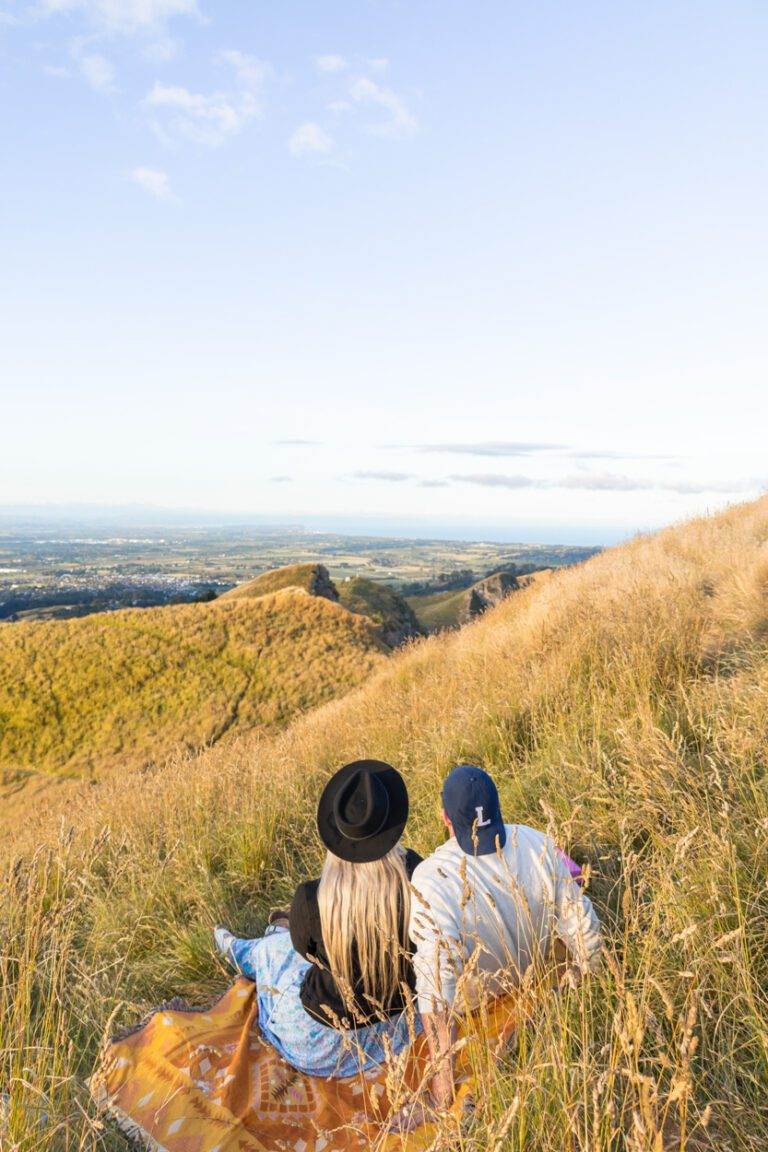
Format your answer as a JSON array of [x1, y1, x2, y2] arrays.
[[1, 1, 766, 540]]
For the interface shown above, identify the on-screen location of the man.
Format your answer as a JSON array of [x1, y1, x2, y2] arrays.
[[408, 764, 602, 1112]]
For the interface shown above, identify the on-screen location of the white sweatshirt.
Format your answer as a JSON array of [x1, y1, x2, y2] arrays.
[[408, 824, 602, 1014]]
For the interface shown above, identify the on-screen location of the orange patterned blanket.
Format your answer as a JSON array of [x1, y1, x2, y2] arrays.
[[90, 977, 518, 1152]]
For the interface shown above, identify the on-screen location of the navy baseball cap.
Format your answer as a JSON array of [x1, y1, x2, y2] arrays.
[[442, 764, 506, 856]]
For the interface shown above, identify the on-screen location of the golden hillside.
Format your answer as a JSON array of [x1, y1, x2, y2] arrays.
[[218, 562, 337, 602], [2, 498, 768, 1150], [0, 587, 385, 779]]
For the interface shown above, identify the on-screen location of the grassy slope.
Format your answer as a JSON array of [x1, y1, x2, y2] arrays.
[[0, 589, 385, 778], [3, 499, 768, 1149], [408, 569, 551, 632], [406, 585, 471, 630], [218, 563, 331, 601], [336, 576, 423, 640]]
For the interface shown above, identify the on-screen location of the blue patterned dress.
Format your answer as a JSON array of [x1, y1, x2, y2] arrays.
[[225, 926, 421, 1078]]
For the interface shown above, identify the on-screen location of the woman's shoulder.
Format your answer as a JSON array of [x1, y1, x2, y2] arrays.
[[291, 877, 320, 910]]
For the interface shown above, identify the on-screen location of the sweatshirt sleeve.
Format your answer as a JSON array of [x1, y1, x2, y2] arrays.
[[408, 863, 463, 1015], [550, 842, 602, 972]]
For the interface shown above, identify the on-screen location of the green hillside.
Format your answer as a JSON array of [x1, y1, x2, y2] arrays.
[[0, 588, 385, 779], [406, 584, 472, 631], [407, 568, 552, 632], [336, 576, 424, 646]]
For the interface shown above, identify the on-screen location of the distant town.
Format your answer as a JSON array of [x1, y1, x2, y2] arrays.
[[0, 524, 599, 624]]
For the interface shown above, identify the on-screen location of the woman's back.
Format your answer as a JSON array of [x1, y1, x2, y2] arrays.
[[289, 846, 422, 1027]]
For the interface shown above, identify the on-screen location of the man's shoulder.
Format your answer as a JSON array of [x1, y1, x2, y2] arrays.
[[503, 823, 551, 850], [411, 839, 460, 885]]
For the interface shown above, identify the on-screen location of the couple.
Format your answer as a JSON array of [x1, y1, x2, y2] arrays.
[[214, 759, 601, 1119]]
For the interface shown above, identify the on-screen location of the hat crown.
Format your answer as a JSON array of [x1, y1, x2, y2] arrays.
[[333, 768, 390, 841], [317, 759, 409, 863]]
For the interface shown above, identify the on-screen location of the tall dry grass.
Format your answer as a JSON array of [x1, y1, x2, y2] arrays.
[[1, 498, 768, 1149]]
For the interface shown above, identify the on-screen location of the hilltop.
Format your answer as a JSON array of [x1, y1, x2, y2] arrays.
[[2, 498, 768, 1150], [220, 563, 423, 647], [218, 562, 338, 603]]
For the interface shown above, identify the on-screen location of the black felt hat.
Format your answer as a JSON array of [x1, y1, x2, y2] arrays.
[[317, 760, 409, 863]]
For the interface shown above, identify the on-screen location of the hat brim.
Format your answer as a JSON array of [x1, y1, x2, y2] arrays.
[[317, 760, 408, 863], [454, 820, 507, 857]]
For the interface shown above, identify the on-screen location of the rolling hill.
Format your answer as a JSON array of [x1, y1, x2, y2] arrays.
[[336, 575, 424, 647], [218, 562, 338, 603], [407, 568, 550, 631], [0, 581, 386, 780], [220, 563, 423, 646], [2, 498, 768, 1150]]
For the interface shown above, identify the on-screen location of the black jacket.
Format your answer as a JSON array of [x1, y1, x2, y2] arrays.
[[289, 848, 422, 1028]]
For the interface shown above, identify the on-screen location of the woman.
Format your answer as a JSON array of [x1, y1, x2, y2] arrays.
[[214, 759, 423, 1078]]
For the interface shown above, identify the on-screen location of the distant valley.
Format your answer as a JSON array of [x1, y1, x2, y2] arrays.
[[0, 523, 598, 623]]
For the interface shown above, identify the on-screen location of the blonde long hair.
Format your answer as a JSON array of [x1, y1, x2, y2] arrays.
[[317, 843, 411, 1013]]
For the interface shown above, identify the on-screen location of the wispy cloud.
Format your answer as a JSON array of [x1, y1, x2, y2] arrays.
[[288, 121, 333, 157], [141, 37, 179, 63], [143, 50, 269, 146], [37, 0, 200, 35], [568, 449, 680, 463], [129, 166, 176, 201], [315, 54, 347, 74], [269, 475, 293, 483], [418, 479, 450, 488], [349, 76, 417, 138], [146, 82, 258, 146], [353, 470, 414, 482], [560, 473, 762, 495], [217, 49, 271, 90], [42, 63, 72, 78], [449, 473, 535, 489], [77, 50, 115, 91], [272, 438, 322, 446], [416, 441, 565, 457], [367, 57, 389, 73], [449, 472, 764, 495]]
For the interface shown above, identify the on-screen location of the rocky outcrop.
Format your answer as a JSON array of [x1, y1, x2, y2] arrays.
[[336, 577, 424, 649], [307, 564, 339, 602], [467, 571, 521, 619]]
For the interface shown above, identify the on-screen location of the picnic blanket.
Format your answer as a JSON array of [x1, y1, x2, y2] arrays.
[[90, 977, 519, 1152]]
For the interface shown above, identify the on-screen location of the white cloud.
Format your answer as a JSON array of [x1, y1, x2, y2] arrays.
[[217, 49, 271, 90], [144, 52, 269, 146], [38, 0, 199, 35], [315, 54, 346, 74], [129, 166, 175, 200], [288, 121, 333, 157], [349, 76, 417, 137], [78, 51, 115, 91], [141, 37, 178, 63], [145, 81, 260, 146], [367, 57, 389, 73], [353, 470, 413, 482], [448, 472, 763, 495]]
